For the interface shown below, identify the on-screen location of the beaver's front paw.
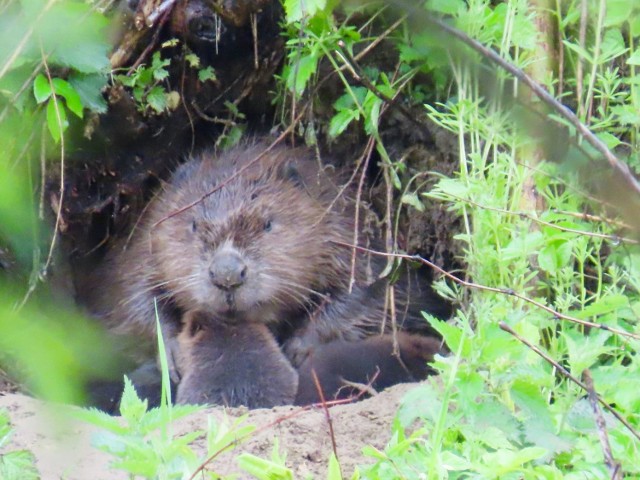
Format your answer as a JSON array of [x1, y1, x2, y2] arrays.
[[283, 328, 323, 368]]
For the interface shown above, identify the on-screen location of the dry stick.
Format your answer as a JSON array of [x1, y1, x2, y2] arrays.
[[311, 368, 340, 466], [499, 322, 640, 443], [553, 210, 631, 230], [349, 137, 375, 293], [443, 193, 638, 245], [582, 370, 623, 480], [127, 7, 173, 74], [333, 241, 640, 341], [144, 0, 177, 27], [393, 3, 640, 197]]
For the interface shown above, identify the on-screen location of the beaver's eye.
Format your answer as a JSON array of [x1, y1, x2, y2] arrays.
[[191, 220, 197, 233], [263, 220, 272, 232], [250, 192, 259, 200]]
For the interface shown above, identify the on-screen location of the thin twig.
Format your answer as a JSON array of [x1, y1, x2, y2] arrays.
[[349, 138, 375, 293], [499, 322, 640, 443], [311, 368, 340, 465], [332, 241, 640, 341], [582, 370, 622, 479], [127, 7, 173, 74], [442, 192, 637, 245]]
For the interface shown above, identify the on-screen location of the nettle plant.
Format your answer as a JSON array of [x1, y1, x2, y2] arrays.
[[280, 0, 640, 478]]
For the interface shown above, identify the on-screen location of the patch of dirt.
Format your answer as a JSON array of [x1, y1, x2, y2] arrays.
[[0, 383, 417, 479]]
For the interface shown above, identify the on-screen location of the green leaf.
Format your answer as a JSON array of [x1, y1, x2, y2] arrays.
[[40, 3, 110, 73], [569, 294, 628, 320], [73, 407, 129, 435], [329, 109, 358, 138], [237, 453, 294, 480], [481, 447, 548, 474], [283, 0, 327, 22], [119, 376, 148, 425], [146, 86, 168, 114], [68, 72, 108, 114], [563, 40, 594, 64], [563, 330, 611, 375], [51, 78, 83, 118], [198, 66, 217, 83], [401, 192, 425, 212], [599, 28, 627, 62], [630, 13, 640, 37], [604, 0, 633, 27], [426, 0, 464, 15], [440, 451, 472, 470], [596, 131, 621, 150], [287, 54, 319, 95], [537, 241, 572, 274], [33, 74, 52, 104], [185, 53, 200, 68], [327, 452, 342, 480], [0, 450, 40, 480], [46, 97, 68, 143], [397, 384, 443, 426], [627, 49, 640, 66], [610, 104, 640, 126], [153, 67, 169, 82]]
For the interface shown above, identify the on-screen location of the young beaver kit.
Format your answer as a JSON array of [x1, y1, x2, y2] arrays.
[[176, 310, 440, 408], [176, 310, 298, 408], [83, 141, 448, 381], [294, 332, 442, 406]]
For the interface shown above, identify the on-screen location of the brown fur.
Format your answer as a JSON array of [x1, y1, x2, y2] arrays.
[[294, 333, 442, 406], [82, 141, 448, 376], [176, 310, 298, 407]]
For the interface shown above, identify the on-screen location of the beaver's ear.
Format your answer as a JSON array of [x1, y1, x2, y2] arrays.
[[276, 161, 306, 189]]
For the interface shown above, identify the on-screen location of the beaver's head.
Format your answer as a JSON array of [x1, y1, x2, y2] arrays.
[[149, 145, 354, 323]]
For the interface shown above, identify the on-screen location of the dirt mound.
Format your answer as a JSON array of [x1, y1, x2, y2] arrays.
[[0, 383, 419, 479]]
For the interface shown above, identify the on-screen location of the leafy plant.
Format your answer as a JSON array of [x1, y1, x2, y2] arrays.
[[115, 50, 180, 115], [0, 409, 39, 480]]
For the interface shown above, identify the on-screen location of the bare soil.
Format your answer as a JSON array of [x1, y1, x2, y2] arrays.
[[0, 383, 419, 479]]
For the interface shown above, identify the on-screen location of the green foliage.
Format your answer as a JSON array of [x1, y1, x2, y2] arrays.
[[0, 409, 39, 480], [33, 73, 84, 142], [77, 376, 268, 479], [279, 0, 640, 478], [115, 51, 180, 115], [237, 440, 294, 480], [0, 0, 110, 143]]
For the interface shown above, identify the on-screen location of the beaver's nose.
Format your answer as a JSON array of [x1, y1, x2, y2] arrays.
[[209, 251, 247, 291]]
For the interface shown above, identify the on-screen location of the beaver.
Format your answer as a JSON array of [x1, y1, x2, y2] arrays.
[[294, 332, 442, 406], [176, 312, 441, 408], [176, 310, 298, 407], [81, 141, 449, 381]]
